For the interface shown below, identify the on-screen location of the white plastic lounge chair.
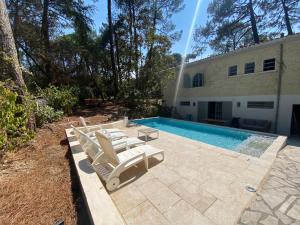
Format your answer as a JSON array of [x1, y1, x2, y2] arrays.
[[79, 116, 127, 140], [79, 116, 122, 134], [71, 125, 145, 160], [94, 131, 164, 191]]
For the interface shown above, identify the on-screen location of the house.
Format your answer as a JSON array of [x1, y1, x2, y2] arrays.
[[163, 34, 300, 136]]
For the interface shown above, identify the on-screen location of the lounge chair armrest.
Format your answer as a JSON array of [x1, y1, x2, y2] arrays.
[[92, 152, 107, 165], [108, 152, 146, 180], [112, 140, 127, 146], [87, 125, 103, 132]]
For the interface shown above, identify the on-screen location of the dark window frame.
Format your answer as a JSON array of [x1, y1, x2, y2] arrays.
[[180, 101, 191, 106], [192, 73, 204, 87], [228, 65, 238, 76], [247, 101, 274, 109], [263, 58, 276, 71], [244, 62, 255, 74]]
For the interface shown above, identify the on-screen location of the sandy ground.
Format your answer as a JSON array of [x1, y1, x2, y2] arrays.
[[0, 103, 122, 225]]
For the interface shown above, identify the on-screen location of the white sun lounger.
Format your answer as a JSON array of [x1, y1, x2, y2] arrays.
[[94, 131, 164, 191], [71, 125, 146, 161], [79, 116, 127, 140], [80, 116, 122, 133]]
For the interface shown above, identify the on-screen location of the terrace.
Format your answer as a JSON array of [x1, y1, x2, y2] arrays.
[[66, 118, 288, 225]]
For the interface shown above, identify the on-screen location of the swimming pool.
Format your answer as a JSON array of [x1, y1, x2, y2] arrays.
[[132, 117, 275, 156]]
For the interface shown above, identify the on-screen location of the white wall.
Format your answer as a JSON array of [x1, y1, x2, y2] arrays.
[[176, 94, 300, 135], [176, 95, 278, 131]]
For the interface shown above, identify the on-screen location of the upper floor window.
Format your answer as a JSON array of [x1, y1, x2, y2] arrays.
[[263, 58, 276, 71], [192, 73, 204, 87], [228, 65, 237, 76], [245, 62, 255, 74]]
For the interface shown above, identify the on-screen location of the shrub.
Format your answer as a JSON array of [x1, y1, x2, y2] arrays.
[[35, 105, 64, 127], [39, 85, 78, 114], [0, 81, 34, 151], [128, 103, 159, 119]]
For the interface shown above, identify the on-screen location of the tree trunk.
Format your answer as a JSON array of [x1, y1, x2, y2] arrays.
[[0, 0, 25, 89], [41, 0, 52, 82], [0, 0, 36, 131], [281, 0, 293, 35], [12, 0, 21, 58], [113, 28, 122, 86], [147, 0, 158, 63], [132, 4, 139, 88], [107, 0, 118, 98], [127, 0, 133, 79], [248, 0, 260, 44]]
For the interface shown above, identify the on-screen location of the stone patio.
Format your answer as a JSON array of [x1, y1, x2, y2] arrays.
[[238, 139, 300, 225], [107, 125, 285, 225]]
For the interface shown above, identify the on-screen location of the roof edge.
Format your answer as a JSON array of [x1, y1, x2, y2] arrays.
[[185, 33, 300, 67]]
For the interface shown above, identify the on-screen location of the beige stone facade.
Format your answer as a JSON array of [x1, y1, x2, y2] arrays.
[[163, 34, 300, 135]]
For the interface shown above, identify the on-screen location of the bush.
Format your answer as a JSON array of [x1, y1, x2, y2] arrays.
[[39, 85, 78, 114], [128, 103, 159, 119], [0, 81, 34, 151], [35, 105, 64, 127]]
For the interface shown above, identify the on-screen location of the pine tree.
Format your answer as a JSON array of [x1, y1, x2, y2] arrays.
[[260, 0, 300, 35], [193, 0, 262, 55]]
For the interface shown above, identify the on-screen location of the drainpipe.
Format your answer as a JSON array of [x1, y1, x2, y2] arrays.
[[274, 43, 284, 133]]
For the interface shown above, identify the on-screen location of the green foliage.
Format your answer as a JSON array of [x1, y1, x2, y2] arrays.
[[0, 81, 34, 151], [38, 85, 78, 114], [35, 105, 64, 127], [0, 52, 15, 81], [127, 102, 160, 119]]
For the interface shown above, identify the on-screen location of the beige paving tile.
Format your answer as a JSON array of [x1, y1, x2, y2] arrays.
[[110, 183, 147, 214], [204, 199, 244, 225], [163, 200, 215, 225], [132, 170, 156, 186], [150, 164, 181, 186], [123, 200, 170, 225], [193, 193, 217, 214], [111, 125, 278, 225], [137, 178, 181, 213], [169, 179, 216, 207], [174, 166, 206, 185], [201, 179, 254, 205], [236, 168, 264, 189]]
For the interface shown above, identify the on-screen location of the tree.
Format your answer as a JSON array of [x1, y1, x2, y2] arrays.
[[107, 0, 118, 97], [0, 0, 36, 131], [0, 0, 25, 89], [260, 0, 300, 35], [139, 0, 184, 94], [41, 0, 52, 82], [193, 0, 262, 55]]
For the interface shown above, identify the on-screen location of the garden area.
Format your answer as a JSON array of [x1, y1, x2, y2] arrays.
[[0, 104, 123, 225], [1, 0, 300, 224]]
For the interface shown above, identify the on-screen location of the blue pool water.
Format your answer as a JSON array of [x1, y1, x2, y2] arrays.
[[133, 117, 259, 151]]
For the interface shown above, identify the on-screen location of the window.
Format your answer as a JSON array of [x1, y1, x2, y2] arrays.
[[247, 101, 274, 109], [244, 62, 255, 74], [192, 73, 204, 87], [180, 101, 190, 106], [263, 58, 276, 71], [228, 65, 237, 76]]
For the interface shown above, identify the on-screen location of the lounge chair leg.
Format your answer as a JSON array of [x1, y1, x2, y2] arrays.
[[144, 157, 148, 171], [106, 177, 120, 192]]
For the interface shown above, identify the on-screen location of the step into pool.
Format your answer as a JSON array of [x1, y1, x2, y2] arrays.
[[132, 117, 275, 157]]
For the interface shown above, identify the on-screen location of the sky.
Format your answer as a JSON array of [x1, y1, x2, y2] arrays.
[[85, 0, 211, 57]]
